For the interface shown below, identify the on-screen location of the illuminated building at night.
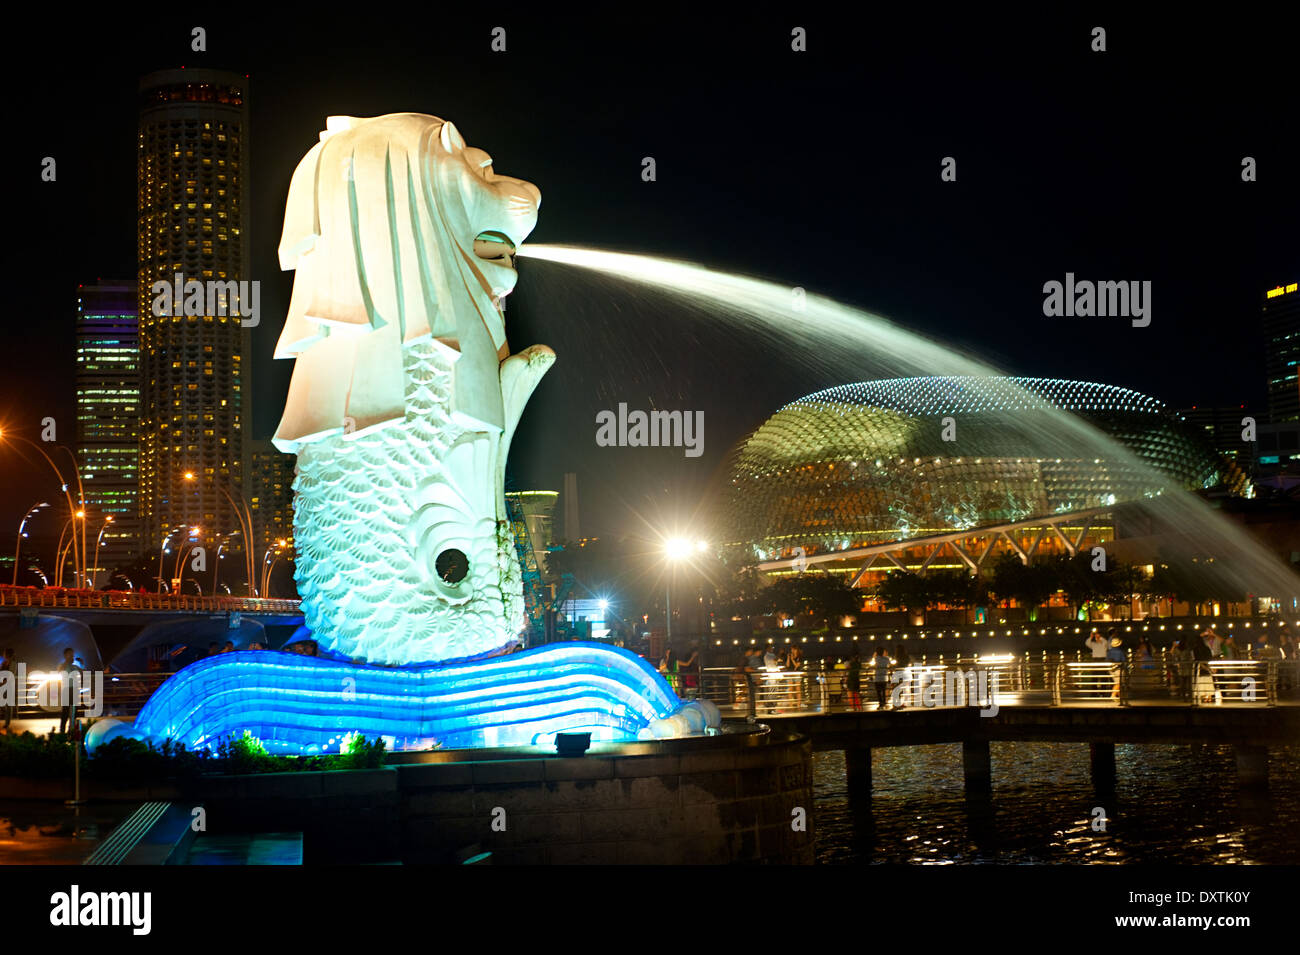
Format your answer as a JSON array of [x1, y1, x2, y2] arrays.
[[136, 68, 250, 556], [75, 280, 140, 576], [247, 438, 295, 551], [719, 377, 1243, 580], [505, 489, 558, 572], [1264, 280, 1300, 425]]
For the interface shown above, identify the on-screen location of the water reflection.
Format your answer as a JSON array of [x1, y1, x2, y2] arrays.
[[0, 801, 136, 864], [814, 742, 1299, 864]]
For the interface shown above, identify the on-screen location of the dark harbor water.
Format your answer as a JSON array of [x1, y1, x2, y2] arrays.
[[813, 742, 1300, 864]]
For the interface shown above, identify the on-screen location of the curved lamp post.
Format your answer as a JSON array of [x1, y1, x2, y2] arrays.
[[260, 539, 289, 598], [12, 501, 48, 586], [171, 528, 203, 591], [157, 525, 189, 594], [0, 430, 87, 587], [184, 472, 256, 596], [212, 532, 237, 595], [91, 515, 113, 590], [54, 510, 86, 588]]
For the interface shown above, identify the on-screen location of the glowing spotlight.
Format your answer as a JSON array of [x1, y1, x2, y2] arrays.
[[665, 538, 692, 560]]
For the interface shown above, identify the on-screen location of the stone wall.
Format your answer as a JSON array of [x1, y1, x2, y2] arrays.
[[174, 728, 813, 864], [399, 731, 814, 864]]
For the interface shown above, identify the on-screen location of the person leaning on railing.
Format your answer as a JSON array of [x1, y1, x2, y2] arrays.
[[1167, 637, 1194, 701], [678, 645, 701, 697], [734, 647, 763, 721]]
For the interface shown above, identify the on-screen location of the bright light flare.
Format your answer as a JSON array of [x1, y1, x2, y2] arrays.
[[665, 538, 692, 560]]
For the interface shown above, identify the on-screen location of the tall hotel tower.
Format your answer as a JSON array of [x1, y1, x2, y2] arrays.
[[1263, 281, 1300, 425], [75, 281, 140, 579], [137, 69, 250, 573]]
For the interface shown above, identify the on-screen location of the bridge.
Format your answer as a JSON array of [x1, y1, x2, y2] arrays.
[[0, 585, 304, 671], [0, 585, 301, 619]]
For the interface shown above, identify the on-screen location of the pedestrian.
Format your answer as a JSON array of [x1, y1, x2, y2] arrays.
[[1278, 626, 1297, 697], [737, 646, 763, 721], [0, 647, 17, 730], [1135, 637, 1155, 669], [56, 647, 82, 735], [1166, 637, 1189, 700], [679, 645, 700, 698], [1191, 628, 1214, 702], [845, 649, 862, 711], [659, 647, 680, 693], [872, 646, 892, 710], [894, 642, 911, 707], [1106, 634, 1125, 700], [1085, 629, 1108, 659]]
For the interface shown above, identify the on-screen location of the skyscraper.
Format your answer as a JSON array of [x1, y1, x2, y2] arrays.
[[1175, 404, 1255, 468], [247, 438, 295, 551], [137, 68, 251, 574], [75, 281, 140, 579], [1263, 280, 1300, 424]]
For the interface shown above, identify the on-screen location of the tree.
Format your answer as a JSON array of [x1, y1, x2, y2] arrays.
[[987, 554, 1058, 620], [714, 558, 765, 618], [1149, 551, 1246, 615], [758, 572, 861, 621], [874, 570, 937, 623]]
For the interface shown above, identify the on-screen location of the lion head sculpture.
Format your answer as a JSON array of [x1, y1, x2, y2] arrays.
[[272, 114, 554, 664]]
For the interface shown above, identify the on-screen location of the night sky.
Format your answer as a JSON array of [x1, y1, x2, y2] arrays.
[[6, 9, 1298, 553]]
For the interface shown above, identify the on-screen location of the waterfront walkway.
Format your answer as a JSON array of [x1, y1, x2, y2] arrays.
[[696, 657, 1300, 715]]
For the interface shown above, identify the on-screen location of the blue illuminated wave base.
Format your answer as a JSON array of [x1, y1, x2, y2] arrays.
[[125, 643, 695, 754]]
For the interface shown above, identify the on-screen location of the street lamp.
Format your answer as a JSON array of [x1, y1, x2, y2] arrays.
[[157, 525, 189, 594], [90, 516, 113, 591], [54, 511, 86, 588], [184, 472, 256, 596], [12, 501, 48, 586], [664, 537, 706, 643], [172, 527, 203, 587], [213, 532, 238, 595], [0, 430, 89, 589], [261, 539, 289, 598]]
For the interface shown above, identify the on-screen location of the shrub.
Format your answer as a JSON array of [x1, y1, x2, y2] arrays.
[[0, 731, 75, 778]]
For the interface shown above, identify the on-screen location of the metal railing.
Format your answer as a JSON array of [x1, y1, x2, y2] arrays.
[[3, 672, 173, 720], [700, 654, 1297, 713], [0, 584, 300, 614]]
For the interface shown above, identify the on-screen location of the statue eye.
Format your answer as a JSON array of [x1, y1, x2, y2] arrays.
[[435, 548, 470, 585]]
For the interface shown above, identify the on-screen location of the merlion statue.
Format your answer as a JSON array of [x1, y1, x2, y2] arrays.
[[271, 113, 554, 664], [111, 112, 711, 754]]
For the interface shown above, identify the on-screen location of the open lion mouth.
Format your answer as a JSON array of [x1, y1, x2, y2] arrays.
[[473, 230, 516, 269]]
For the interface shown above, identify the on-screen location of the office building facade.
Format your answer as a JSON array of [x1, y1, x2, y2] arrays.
[[75, 280, 140, 578], [137, 68, 251, 564]]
